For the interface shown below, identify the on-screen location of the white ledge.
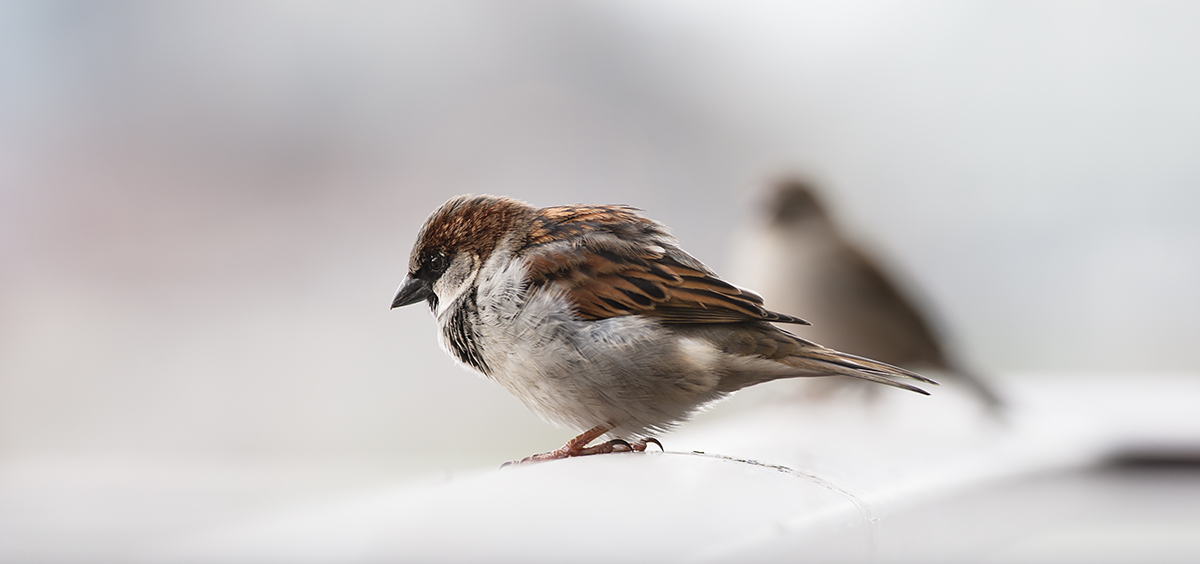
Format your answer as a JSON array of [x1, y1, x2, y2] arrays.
[[151, 372, 1200, 563]]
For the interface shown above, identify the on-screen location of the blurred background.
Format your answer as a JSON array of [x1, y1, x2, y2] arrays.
[[2, 1, 1199, 560]]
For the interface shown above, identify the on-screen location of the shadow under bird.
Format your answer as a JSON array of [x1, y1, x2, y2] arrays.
[[735, 179, 1001, 408], [391, 195, 936, 464]]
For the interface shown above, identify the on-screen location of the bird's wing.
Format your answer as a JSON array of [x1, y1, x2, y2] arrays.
[[520, 204, 809, 325]]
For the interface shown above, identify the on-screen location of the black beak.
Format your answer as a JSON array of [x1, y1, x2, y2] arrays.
[[391, 275, 432, 309]]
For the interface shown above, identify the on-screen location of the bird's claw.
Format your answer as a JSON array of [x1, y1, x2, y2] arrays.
[[500, 433, 663, 468], [639, 437, 664, 452]]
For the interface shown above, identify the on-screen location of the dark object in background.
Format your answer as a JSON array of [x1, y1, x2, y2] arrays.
[[744, 178, 1002, 409]]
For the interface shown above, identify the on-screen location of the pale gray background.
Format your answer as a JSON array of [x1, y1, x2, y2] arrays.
[[2, 1, 1198, 471]]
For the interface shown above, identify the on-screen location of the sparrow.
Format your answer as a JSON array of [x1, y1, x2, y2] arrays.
[[732, 178, 1001, 408], [391, 194, 936, 464]]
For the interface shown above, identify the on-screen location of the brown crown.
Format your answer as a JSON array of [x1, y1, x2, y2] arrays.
[[410, 195, 537, 271]]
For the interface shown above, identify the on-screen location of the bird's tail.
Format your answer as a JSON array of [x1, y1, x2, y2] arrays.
[[943, 359, 1006, 412], [779, 345, 939, 395]]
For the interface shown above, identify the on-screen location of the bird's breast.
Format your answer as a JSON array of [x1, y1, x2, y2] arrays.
[[437, 286, 490, 375]]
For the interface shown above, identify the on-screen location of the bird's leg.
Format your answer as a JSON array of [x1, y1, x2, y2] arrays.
[[502, 428, 668, 467], [556, 435, 664, 455], [573, 438, 633, 455], [518, 425, 610, 463], [505, 425, 661, 466]]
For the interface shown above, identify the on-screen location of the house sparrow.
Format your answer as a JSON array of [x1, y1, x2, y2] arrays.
[[391, 194, 936, 464], [733, 178, 1001, 408]]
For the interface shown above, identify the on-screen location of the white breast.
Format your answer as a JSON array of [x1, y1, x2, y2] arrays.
[[448, 252, 726, 437]]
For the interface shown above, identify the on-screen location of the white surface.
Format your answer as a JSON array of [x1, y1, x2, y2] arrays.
[[129, 372, 1200, 563], [3, 4, 1199, 562]]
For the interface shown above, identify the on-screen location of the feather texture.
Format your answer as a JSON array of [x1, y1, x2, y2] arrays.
[[521, 205, 810, 325], [394, 194, 937, 456]]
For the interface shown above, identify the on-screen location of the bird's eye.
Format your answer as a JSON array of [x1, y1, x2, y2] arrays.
[[427, 252, 449, 274]]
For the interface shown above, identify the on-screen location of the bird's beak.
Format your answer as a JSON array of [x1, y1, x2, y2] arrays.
[[391, 275, 432, 309]]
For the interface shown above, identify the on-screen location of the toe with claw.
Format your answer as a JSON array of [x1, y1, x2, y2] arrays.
[[501, 427, 665, 467]]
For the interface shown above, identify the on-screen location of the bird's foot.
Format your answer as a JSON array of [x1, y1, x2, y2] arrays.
[[501, 427, 663, 467]]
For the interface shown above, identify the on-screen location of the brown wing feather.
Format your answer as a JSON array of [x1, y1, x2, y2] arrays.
[[521, 205, 809, 325]]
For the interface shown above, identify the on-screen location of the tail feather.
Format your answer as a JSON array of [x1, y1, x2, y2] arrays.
[[668, 323, 938, 395], [781, 346, 939, 395], [943, 361, 1005, 411]]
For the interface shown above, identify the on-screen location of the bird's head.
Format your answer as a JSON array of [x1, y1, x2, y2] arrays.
[[391, 194, 535, 315], [765, 178, 828, 227]]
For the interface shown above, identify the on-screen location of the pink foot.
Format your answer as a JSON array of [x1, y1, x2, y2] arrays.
[[501, 427, 664, 467]]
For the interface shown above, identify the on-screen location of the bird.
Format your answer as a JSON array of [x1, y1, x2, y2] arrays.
[[732, 178, 1001, 408], [391, 194, 937, 464]]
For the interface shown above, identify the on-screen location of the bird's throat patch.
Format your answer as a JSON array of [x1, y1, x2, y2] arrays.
[[444, 287, 491, 374]]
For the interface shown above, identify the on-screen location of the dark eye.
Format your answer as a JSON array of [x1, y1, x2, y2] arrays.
[[426, 252, 449, 274]]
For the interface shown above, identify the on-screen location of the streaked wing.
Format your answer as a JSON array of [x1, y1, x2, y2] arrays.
[[521, 205, 809, 325]]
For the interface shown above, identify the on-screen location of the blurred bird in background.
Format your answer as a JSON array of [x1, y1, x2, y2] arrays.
[[733, 178, 1002, 409]]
